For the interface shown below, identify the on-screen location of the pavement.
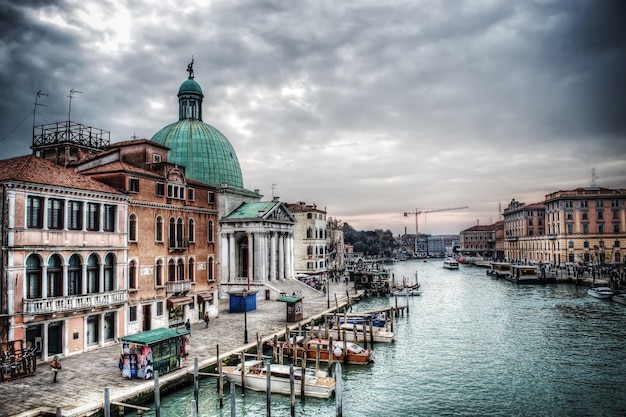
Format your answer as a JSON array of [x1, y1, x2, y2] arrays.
[[0, 278, 359, 417]]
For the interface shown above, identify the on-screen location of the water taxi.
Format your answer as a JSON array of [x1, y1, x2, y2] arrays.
[[587, 287, 613, 299], [443, 258, 459, 269], [222, 360, 335, 399]]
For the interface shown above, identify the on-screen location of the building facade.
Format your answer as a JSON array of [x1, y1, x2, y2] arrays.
[[502, 187, 625, 265], [286, 202, 328, 277], [76, 139, 220, 332], [219, 201, 295, 294], [0, 156, 129, 360]]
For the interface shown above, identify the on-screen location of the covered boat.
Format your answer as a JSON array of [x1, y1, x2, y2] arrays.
[[222, 360, 335, 399]]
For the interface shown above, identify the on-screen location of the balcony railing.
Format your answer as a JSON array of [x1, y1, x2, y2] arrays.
[[167, 280, 192, 294], [168, 239, 189, 253], [23, 290, 127, 315]]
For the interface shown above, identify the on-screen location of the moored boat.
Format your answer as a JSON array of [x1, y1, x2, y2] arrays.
[[269, 337, 373, 365], [222, 360, 335, 399], [310, 322, 395, 343], [508, 265, 540, 284], [443, 257, 459, 269], [391, 286, 421, 296], [487, 262, 511, 279], [587, 286, 613, 299]]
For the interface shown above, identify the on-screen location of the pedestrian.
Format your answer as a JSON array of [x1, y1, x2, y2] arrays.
[[50, 355, 61, 383], [204, 312, 210, 328], [185, 319, 191, 334]]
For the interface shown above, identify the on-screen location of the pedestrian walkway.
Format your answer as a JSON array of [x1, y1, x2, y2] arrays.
[[0, 279, 359, 417]]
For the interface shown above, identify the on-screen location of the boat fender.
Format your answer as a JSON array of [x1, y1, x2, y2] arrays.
[[333, 347, 343, 358]]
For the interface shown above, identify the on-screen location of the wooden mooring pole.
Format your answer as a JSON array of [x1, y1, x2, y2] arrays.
[[335, 362, 343, 417], [154, 370, 161, 417]]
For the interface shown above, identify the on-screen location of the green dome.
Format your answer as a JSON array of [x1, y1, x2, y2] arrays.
[[151, 120, 244, 188], [179, 79, 202, 95], [151, 62, 244, 188]]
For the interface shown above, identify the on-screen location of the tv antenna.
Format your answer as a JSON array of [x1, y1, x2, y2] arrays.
[[33, 90, 48, 128], [67, 88, 83, 121]]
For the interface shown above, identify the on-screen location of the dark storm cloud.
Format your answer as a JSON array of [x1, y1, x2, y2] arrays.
[[0, 0, 624, 234]]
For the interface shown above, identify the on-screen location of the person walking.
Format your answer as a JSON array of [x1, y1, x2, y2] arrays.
[[203, 312, 210, 328], [50, 355, 61, 383], [185, 319, 191, 335]]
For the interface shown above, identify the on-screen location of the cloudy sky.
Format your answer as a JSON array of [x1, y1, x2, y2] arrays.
[[1, 0, 625, 236]]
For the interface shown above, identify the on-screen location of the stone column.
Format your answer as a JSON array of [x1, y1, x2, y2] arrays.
[[278, 233, 285, 280], [247, 232, 254, 283], [270, 232, 277, 281], [229, 232, 236, 281], [221, 232, 229, 282]]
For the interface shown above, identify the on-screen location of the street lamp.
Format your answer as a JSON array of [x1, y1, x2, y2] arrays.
[[242, 289, 249, 344]]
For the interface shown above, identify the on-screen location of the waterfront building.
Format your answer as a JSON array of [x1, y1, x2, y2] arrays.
[[543, 187, 625, 265], [459, 221, 503, 259], [75, 139, 220, 331], [286, 202, 328, 278], [502, 187, 626, 265], [0, 154, 130, 360], [503, 200, 546, 262], [326, 217, 346, 273], [219, 200, 296, 292]]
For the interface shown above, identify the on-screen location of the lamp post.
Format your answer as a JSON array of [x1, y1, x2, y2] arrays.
[[242, 289, 249, 344]]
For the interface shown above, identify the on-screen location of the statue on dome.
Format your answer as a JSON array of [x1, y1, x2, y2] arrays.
[[187, 57, 195, 79]]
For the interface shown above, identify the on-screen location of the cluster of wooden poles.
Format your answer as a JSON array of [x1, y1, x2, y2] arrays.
[[96, 302, 410, 416]]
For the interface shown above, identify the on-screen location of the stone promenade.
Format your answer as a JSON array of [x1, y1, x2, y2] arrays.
[[0, 280, 358, 417]]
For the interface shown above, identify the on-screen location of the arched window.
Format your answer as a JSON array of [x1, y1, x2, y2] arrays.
[[104, 253, 115, 292], [168, 259, 176, 282], [129, 214, 137, 241], [177, 259, 185, 281], [177, 218, 184, 247], [307, 246, 313, 256], [208, 256, 214, 281], [189, 218, 195, 243], [155, 258, 163, 286], [87, 254, 99, 293], [69, 254, 82, 295], [208, 220, 214, 243], [26, 255, 42, 299], [128, 260, 137, 289], [188, 258, 195, 283], [47, 254, 63, 297], [156, 216, 163, 242], [169, 217, 176, 248], [307, 228, 313, 239]]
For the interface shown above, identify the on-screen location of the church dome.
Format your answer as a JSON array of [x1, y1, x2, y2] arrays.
[[151, 61, 244, 188]]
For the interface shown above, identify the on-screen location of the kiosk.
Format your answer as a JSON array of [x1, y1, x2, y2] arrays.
[[277, 295, 304, 322], [228, 290, 257, 313], [119, 328, 190, 379]]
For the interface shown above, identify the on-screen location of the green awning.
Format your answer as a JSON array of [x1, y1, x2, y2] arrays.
[[277, 296, 303, 303], [120, 327, 190, 345]]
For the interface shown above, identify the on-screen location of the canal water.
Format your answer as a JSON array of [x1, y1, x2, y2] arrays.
[[135, 260, 626, 416]]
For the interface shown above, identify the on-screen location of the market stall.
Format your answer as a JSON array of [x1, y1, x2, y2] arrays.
[[119, 328, 190, 379]]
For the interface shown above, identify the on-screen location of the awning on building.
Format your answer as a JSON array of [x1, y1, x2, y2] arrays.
[[167, 296, 193, 309], [196, 291, 213, 303]]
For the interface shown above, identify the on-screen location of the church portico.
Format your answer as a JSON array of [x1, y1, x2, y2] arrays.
[[219, 201, 296, 299]]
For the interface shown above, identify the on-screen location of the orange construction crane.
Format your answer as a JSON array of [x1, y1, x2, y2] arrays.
[[403, 206, 468, 235]]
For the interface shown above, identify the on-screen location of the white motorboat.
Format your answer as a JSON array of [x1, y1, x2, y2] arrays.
[[443, 258, 459, 269], [587, 287, 613, 299], [222, 360, 335, 399], [391, 286, 421, 296]]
